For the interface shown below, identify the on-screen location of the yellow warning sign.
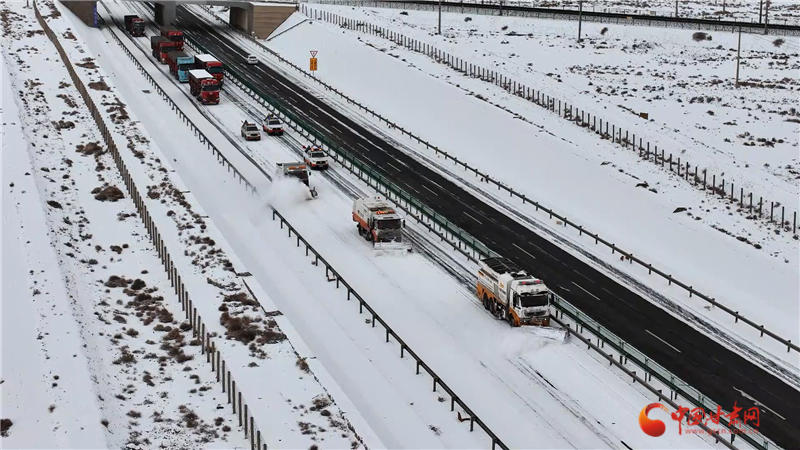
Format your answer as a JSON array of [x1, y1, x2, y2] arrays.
[[310, 57, 318, 72]]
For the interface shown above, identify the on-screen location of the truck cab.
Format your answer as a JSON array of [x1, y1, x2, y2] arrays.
[[352, 196, 405, 245], [477, 257, 552, 327], [262, 115, 283, 135], [160, 26, 184, 51], [303, 146, 329, 170], [241, 121, 261, 141], [188, 69, 220, 105]]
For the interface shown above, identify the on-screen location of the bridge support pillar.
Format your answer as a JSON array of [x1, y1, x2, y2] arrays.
[[154, 1, 177, 26]]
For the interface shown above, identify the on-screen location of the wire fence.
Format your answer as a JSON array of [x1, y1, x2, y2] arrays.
[[306, 0, 800, 35], [179, 15, 775, 449], [295, 5, 800, 358], [34, 3, 274, 449]]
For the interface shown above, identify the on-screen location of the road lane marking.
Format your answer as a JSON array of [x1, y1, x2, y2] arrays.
[[572, 282, 601, 301], [464, 211, 483, 225], [733, 387, 786, 421], [512, 243, 537, 261], [421, 184, 439, 196], [645, 329, 682, 354]]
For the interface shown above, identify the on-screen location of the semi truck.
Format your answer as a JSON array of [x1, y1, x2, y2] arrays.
[[352, 196, 409, 251], [188, 69, 220, 105], [124, 15, 144, 37], [166, 51, 194, 83], [160, 26, 184, 51], [150, 36, 176, 64], [476, 257, 552, 327], [194, 54, 224, 86], [276, 162, 318, 199]]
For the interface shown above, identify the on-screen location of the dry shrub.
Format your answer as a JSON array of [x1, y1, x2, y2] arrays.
[[773, 38, 785, 47], [601, 27, 608, 35], [46, 200, 62, 209], [88, 81, 110, 91], [296, 356, 310, 373], [223, 292, 257, 307], [1, 418, 12, 437], [692, 32, 711, 42], [105, 275, 131, 288], [92, 186, 125, 202], [76, 142, 104, 156], [54, 120, 75, 130]]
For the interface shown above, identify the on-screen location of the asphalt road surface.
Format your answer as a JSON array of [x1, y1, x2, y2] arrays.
[[173, 8, 800, 448]]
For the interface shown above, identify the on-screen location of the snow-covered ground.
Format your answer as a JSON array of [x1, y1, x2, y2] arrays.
[[305, 5, 800, 218], [195, 5, 800, 374], [80, 1, 742, 447], [1, 1, 380, 449], [312, 0, 800, 25], [0, 5, 250, 448]]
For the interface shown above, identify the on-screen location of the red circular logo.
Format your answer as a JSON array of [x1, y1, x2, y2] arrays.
[[639, 403, 669, 437]]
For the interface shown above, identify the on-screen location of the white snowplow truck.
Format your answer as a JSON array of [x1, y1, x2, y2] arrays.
[[276, 162, 318, 199], [477, 256, 554, 327], [352, 196, 409, 251]]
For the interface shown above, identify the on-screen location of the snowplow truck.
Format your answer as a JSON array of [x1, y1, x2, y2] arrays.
[[276, 162, 318, 199], [352, 196, 408, 249], [477, 256, 552, 327]]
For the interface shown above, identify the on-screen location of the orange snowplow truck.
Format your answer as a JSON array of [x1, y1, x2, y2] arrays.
[[477, 257, 552, 327]]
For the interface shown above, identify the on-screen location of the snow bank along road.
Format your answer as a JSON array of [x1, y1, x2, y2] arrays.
[[173, 6, 800, 449]]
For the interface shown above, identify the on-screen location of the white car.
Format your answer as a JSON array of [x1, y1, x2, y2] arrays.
[[246, 54, 258, 65], [303, 146, 329, 170], [262, 115, 284, 136]]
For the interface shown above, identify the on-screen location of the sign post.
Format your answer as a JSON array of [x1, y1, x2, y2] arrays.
[[310, 50, 318, 76]]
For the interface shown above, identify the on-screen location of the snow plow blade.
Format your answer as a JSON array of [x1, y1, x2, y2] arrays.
[[521, 325, 569, 343], [307, 187, 318, 200], [373, 241, 412, 254]]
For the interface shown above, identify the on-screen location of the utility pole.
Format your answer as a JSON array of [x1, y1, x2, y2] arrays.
[[437, 0, 442, 35], [722, 0, 726, 13], [578, 0, 583, 42], [675, 0, 679, 18], [735, 27, 742, 87], [759, 0, 763, 23], [764, 0, 770, 34]]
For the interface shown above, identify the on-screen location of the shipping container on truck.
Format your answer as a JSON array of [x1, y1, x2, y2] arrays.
[[166, 51, 194, 83], [188, 69, 220, 105], [160, 26, 184, 51], [124, 15, 144, 37], [193, 54, 224, 87], [150, 36, 176, 64]]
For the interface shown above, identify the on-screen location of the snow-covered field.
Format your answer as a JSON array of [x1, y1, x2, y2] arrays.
[[313, 0, 800, 25], [191, 5, 800, 371], [68, 1, 743, 447], [0, 5, 250, 448]]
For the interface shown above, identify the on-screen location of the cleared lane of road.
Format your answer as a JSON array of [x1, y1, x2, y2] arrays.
[[174, 8, 800, 449]]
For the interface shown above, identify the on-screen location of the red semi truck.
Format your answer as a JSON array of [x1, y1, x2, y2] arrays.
[[194, 54, 224, 87], [188, 69, 220, 105], [124, 15, 144, 37], [150, 36, 176, 64], [160, 26, 184, 51]]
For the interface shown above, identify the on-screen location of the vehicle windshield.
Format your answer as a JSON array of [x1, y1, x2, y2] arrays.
[[310, 152, 325, 158], [178, 64, 193, 71], [268, 119, 281, 125], [169, 35, 183, 42], [205, 67, 223, 74], [201, 85, 218, 92], [376, 218, 401, 230], [245, 125, 258, 131], [519, 292, 549, 308]]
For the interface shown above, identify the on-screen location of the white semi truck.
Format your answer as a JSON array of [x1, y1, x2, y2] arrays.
[[477, 256, 552, 327], [352, 195, 409, 251]]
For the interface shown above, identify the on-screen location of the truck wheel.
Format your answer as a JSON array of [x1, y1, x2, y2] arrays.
[[357, 225, 363, 236], [482, 294, 490, 310], [489, 301, 496, 317], [507, 312, 515, 327]]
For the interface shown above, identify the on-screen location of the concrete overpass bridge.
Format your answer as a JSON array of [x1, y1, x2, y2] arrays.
[[60, 0, 297, 38]]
